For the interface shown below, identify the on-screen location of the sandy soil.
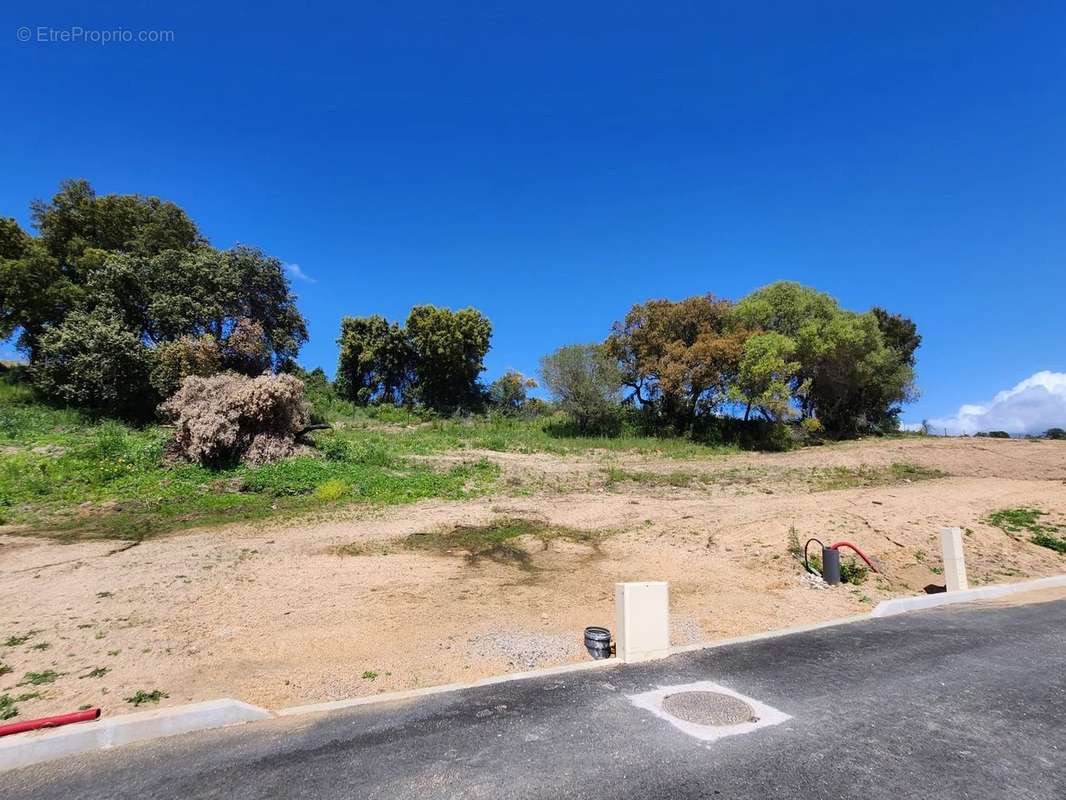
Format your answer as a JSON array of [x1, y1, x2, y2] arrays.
[[1, 437, 1064, 718]]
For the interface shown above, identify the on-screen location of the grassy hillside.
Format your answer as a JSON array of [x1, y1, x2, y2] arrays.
[[0, 376, 746, 541], [0, 379, 498, 540]]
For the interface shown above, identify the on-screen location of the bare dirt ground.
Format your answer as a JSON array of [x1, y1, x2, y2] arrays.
[[2, 436, 1064, 719]]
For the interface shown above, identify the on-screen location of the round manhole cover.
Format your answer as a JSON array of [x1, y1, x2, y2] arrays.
[[661, 691, 758, 726]]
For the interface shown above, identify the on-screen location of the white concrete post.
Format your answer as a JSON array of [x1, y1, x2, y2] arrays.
[[614, 581, 670, 663], [939, 527, 969, 592]]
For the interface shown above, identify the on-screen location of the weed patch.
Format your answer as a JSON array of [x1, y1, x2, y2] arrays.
[[807, 463, 945, 491], [20, 670, 61, 685], [126, 689, 168, 706], [0, 694, 18, 720], [605, 468, 698, 488], [985, 507, 1066, 554], [3, 631, 38, 647], [405, 516, 609, 569]]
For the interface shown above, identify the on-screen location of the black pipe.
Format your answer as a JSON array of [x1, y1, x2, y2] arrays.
[[803, 538, 824, 575]]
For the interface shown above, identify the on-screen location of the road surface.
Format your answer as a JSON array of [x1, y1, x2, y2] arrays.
[[5, 595, 1065, 799]]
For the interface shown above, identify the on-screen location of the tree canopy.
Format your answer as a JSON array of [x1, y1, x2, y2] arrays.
[[594, 281, 919, 438], [0, 180, 308, 416], [336, 305, 492, 412], [605, 294, 749, 427], [539, 343, 622, 434]]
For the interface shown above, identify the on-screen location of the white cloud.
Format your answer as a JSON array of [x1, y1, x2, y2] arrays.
[[926, 371, 1066, 436], [283, 262, 316, 283]]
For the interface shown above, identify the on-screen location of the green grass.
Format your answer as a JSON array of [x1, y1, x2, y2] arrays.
[[0, 379, 499, 540], [323, 411, 741, 460], [985, 507, 1066, 554], [604, 467, 701, 488], [0, 375, 734, 542]]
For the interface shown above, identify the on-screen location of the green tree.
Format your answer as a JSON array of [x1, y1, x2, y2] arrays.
[[335, 315, 413, 404], [539, 344, 622, 433], [730, 332, 804, 421], [734, 282, 917, 436], [489, 370, 537, 415], [871, 307, 921, 367], [406, 305, 492, 411], [1, 181, 308, 414], [30, 178, 203, 264], [0, 218, 31, 260]]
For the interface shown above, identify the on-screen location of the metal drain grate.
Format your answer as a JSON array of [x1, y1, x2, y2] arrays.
[[661, 691, 758, 726]]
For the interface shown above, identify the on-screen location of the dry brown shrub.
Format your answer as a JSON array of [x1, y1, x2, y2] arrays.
[[160, 372, 311, 466]]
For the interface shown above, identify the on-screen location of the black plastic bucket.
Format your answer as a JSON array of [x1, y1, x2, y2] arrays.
[[584, 626, 612, 660]]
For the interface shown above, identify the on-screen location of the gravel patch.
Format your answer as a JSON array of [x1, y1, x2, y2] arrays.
[[800, 571, 829, 590], [671, 615, 706, 645], [467, 629, 583, 670]]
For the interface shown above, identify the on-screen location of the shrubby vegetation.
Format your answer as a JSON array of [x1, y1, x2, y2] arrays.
[[2, 179, 923, 499]]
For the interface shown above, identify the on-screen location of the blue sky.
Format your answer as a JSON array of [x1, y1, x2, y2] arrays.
[[2, 1, 1064, 429]]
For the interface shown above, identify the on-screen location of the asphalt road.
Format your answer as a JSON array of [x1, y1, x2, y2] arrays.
[[5, 597, 1065, 800]]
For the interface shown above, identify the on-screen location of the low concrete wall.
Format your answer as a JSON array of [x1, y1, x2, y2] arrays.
[[0, 698, 271, 772]]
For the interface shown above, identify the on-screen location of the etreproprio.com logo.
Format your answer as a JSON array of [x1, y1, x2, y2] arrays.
[[16, 26, 175, 44]]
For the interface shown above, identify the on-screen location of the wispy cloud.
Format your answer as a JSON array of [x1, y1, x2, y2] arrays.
[[283, 262, 316, 283], [926, 371, 1066, 436]]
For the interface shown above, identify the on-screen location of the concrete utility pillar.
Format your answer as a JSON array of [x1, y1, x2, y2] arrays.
[[614, 581, 670, 663], [939, 527, 969, 592]]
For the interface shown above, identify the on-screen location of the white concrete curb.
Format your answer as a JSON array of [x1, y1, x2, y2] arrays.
[[277, 657, 617, 717], [870, 574, 1066, 617], [0, 698, 271, 773]]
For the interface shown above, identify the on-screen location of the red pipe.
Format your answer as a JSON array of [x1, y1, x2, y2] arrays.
[[0, 708, 100, 738], [830, 541, 879, 573]]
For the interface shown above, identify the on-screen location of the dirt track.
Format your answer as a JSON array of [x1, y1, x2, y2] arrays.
[[2, 437, 1064, 718]]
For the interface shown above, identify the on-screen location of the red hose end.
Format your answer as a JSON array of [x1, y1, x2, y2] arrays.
[[0, 708, 101, 738]]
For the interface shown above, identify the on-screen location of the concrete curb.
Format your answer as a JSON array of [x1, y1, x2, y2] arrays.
[[870, 574, 1066, 617], [277, 657, 617, 717], [0, 698, 271, 773]]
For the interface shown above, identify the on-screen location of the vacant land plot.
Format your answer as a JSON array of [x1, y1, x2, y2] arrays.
[[1, 435, 1064, 720]]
